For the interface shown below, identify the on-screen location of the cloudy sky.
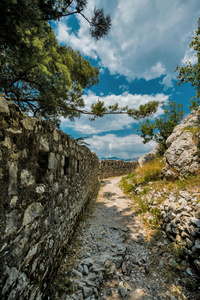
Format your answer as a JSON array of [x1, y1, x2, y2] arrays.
[[54, 0, 200, 159]]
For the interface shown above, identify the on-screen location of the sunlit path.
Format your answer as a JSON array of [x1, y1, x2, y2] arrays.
[[49, 177, 199, 300]]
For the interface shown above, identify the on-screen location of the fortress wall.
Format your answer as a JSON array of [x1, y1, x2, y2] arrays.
[[100, 159, 138, 179], [0, 97, 99, 300]]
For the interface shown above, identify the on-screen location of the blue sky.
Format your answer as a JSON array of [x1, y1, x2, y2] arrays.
[[53, 0, 200, 159]]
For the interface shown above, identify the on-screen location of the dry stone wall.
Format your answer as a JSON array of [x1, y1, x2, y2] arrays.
[[159, 190, 200, 272], [0, 97, 99, 300], [100, 159, 138, 179], [135, 184, 200, 273]]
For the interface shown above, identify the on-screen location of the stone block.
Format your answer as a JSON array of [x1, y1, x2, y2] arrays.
[[21, 117, 36, 130], [39, 137, 49, 152], [23, 203, 44, 226], [21, 169, 35, 186], [0, 96, 10, 114], [8, 162, 18, 196], [48, 152, 56, 170]]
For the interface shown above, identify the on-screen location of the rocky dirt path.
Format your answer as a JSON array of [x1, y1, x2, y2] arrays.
[[50, 177, 200, 300]]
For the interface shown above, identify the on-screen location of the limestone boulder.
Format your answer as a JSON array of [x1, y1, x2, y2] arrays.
[[162, 111, 200, 179]]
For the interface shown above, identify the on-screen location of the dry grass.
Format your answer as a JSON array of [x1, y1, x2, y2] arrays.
[[120, 156, 200, 233], [136, 157, 165, 181], [124, 156, 165, 188]]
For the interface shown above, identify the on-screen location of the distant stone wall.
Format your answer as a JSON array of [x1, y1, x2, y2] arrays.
[[0, 97, 99, 300], [100, 159, 138, 179]]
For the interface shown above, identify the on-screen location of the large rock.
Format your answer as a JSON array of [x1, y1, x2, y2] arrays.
[[162, 111, 200, 179]]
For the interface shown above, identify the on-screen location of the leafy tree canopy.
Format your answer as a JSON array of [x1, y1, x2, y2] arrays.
[[137, 100, 184, 149], [0, 0, 111, 48], [175, 18, 200, 110], [0, 0, 159, 126]]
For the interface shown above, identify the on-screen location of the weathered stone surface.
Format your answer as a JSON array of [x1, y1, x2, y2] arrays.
[[10, 196, 19, 208], [48, 152, 56, 170], [23, 203, 44, 226], [25, 244, 38, 264], [0, 96, 10, 114], [195, 239, 200, 249], [6, 128, 22, 135], [5, 210, 21, 235], [8, 162, 18, 196], [0, 98, 99, 300], [83, 286, 93, 298], [194, 260, 200, 272], [35, 185, 45, 194], [39, 136, 50, 152], [118, 282, 127, 298], [162, 111, 200, 178], [50, 176, 200, 300], [160, 189, 200, 273], [21, 117, 36, 131], [21, 169, 35, 186]]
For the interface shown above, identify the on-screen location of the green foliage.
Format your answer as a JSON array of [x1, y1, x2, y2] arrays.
[[0, 0, 161, 125], [169, 242, 188, 261], [136, 197, 149, 214], [89, 99, 159, 121], [89, 8, 112, 40], [0, 24, 100, 125], [91, 100, 108, 118], [128, 101, 159, 119], [0, 0, 111, 126], [120, 158, 164, 202], [182, 126, 200, 135], [140, 187, 150, 195], [0, 1, 111, 47], [120, 177, 133, 193], [75, 137, 89, 145], [175, 18, 200, 108], [138, 100, 184, 148], [149, 208, 162, 227]]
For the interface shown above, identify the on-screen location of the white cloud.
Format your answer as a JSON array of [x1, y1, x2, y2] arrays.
[[55, 1, 199, 159], [56, 22, 98, 59], [61, 114, 132, 134], [181, 47, 198, 65], [119, 85, 129, 92], [82, 91, 169, 110], [60, 92, 169, 134], [56, 0, 200, 85], [159, 74, 174, 90], [87, 134, 157, 159], [144, 62, 166, 81]]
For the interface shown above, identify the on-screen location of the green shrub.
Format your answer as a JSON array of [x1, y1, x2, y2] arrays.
[[120, 177, 133, 193], [149, 207, 162, 227]]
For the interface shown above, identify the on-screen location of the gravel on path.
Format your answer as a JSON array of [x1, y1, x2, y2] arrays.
[[49, 177, 200, 300]]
